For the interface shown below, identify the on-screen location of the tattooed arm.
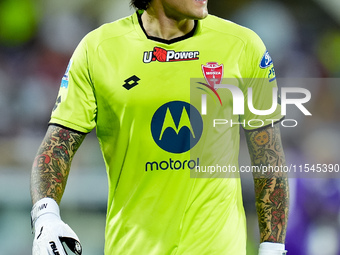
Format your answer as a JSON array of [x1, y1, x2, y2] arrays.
[[245, 124, 289, 244], [30, 124, 86, 204]]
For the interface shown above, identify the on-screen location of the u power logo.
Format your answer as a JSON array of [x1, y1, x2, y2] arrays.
[[151, 101, 203, 153]]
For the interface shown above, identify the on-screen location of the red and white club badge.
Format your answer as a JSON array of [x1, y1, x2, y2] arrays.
[[201, 62, 224, 90]]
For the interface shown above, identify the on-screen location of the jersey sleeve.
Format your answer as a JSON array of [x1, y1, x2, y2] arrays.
[[239, 30, 283, 130], [50, 37, 97, 133]]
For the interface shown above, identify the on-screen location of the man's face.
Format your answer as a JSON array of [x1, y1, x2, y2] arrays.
[[160, 0, 208, 20]]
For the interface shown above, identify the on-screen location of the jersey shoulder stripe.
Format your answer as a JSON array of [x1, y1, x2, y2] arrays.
[[82, 14, 136, 50], [203, 15, 263, 47]]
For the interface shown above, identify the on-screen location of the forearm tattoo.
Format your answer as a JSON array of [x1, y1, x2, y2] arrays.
[[245, 124, 289, 243], [30, 125, 86, 204]]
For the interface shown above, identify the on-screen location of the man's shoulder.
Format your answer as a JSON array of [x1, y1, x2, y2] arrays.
[[202, 15, 261, 45], [82, 13, 136, 49]]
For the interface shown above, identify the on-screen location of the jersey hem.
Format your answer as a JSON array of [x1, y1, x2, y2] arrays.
[[49, 118, 93, 134], [48, 123, 88, 135]]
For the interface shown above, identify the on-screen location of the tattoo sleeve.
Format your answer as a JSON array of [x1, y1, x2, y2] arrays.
[[245, 124, 289, 243], [30, 125, 86, 204]]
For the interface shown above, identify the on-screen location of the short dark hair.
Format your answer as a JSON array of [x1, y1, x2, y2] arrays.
[[130, 0, 152, 10]]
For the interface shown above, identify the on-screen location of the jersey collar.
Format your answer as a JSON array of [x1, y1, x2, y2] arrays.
[[132, 10, 202, 45]]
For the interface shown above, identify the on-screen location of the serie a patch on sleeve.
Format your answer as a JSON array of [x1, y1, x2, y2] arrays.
[[259, 50, 273, 69], [61, 60, 73, 89]]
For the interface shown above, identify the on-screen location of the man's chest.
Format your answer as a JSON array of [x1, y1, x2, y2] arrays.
[[91, 41, 243, 107]]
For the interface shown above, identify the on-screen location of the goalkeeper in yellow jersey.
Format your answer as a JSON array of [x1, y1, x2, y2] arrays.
[[30, 0, 289, 254]]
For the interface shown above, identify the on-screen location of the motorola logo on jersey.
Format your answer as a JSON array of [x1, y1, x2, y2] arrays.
[[151, 101, 203, 153], [143, 47, 199, 63]]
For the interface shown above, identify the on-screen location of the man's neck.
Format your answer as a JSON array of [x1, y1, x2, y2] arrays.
[[141, 7, 195, 41]]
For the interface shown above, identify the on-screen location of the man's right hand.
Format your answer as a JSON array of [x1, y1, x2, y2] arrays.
[[31, 198, 82, 255]]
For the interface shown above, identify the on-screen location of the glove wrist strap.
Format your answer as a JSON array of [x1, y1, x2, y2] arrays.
[[259, 242, 287, 255], [31, 198, 60, 232]]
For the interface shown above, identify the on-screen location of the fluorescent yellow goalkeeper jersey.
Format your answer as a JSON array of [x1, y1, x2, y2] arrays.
[[50, 11, 282, 255]]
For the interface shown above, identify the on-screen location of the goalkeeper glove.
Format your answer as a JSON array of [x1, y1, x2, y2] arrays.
[[31, 198, 82, 255], [258, 242, 287, 255]]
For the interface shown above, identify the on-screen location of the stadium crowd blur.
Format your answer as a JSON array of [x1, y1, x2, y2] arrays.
[[0, 0, 339, 254]]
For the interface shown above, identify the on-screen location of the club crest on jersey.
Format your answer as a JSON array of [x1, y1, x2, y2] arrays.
[[143, 47, 199, 63], [260, 50, 273, 69], [202, 62, 224, 89], [197, 62, 224, 105]]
